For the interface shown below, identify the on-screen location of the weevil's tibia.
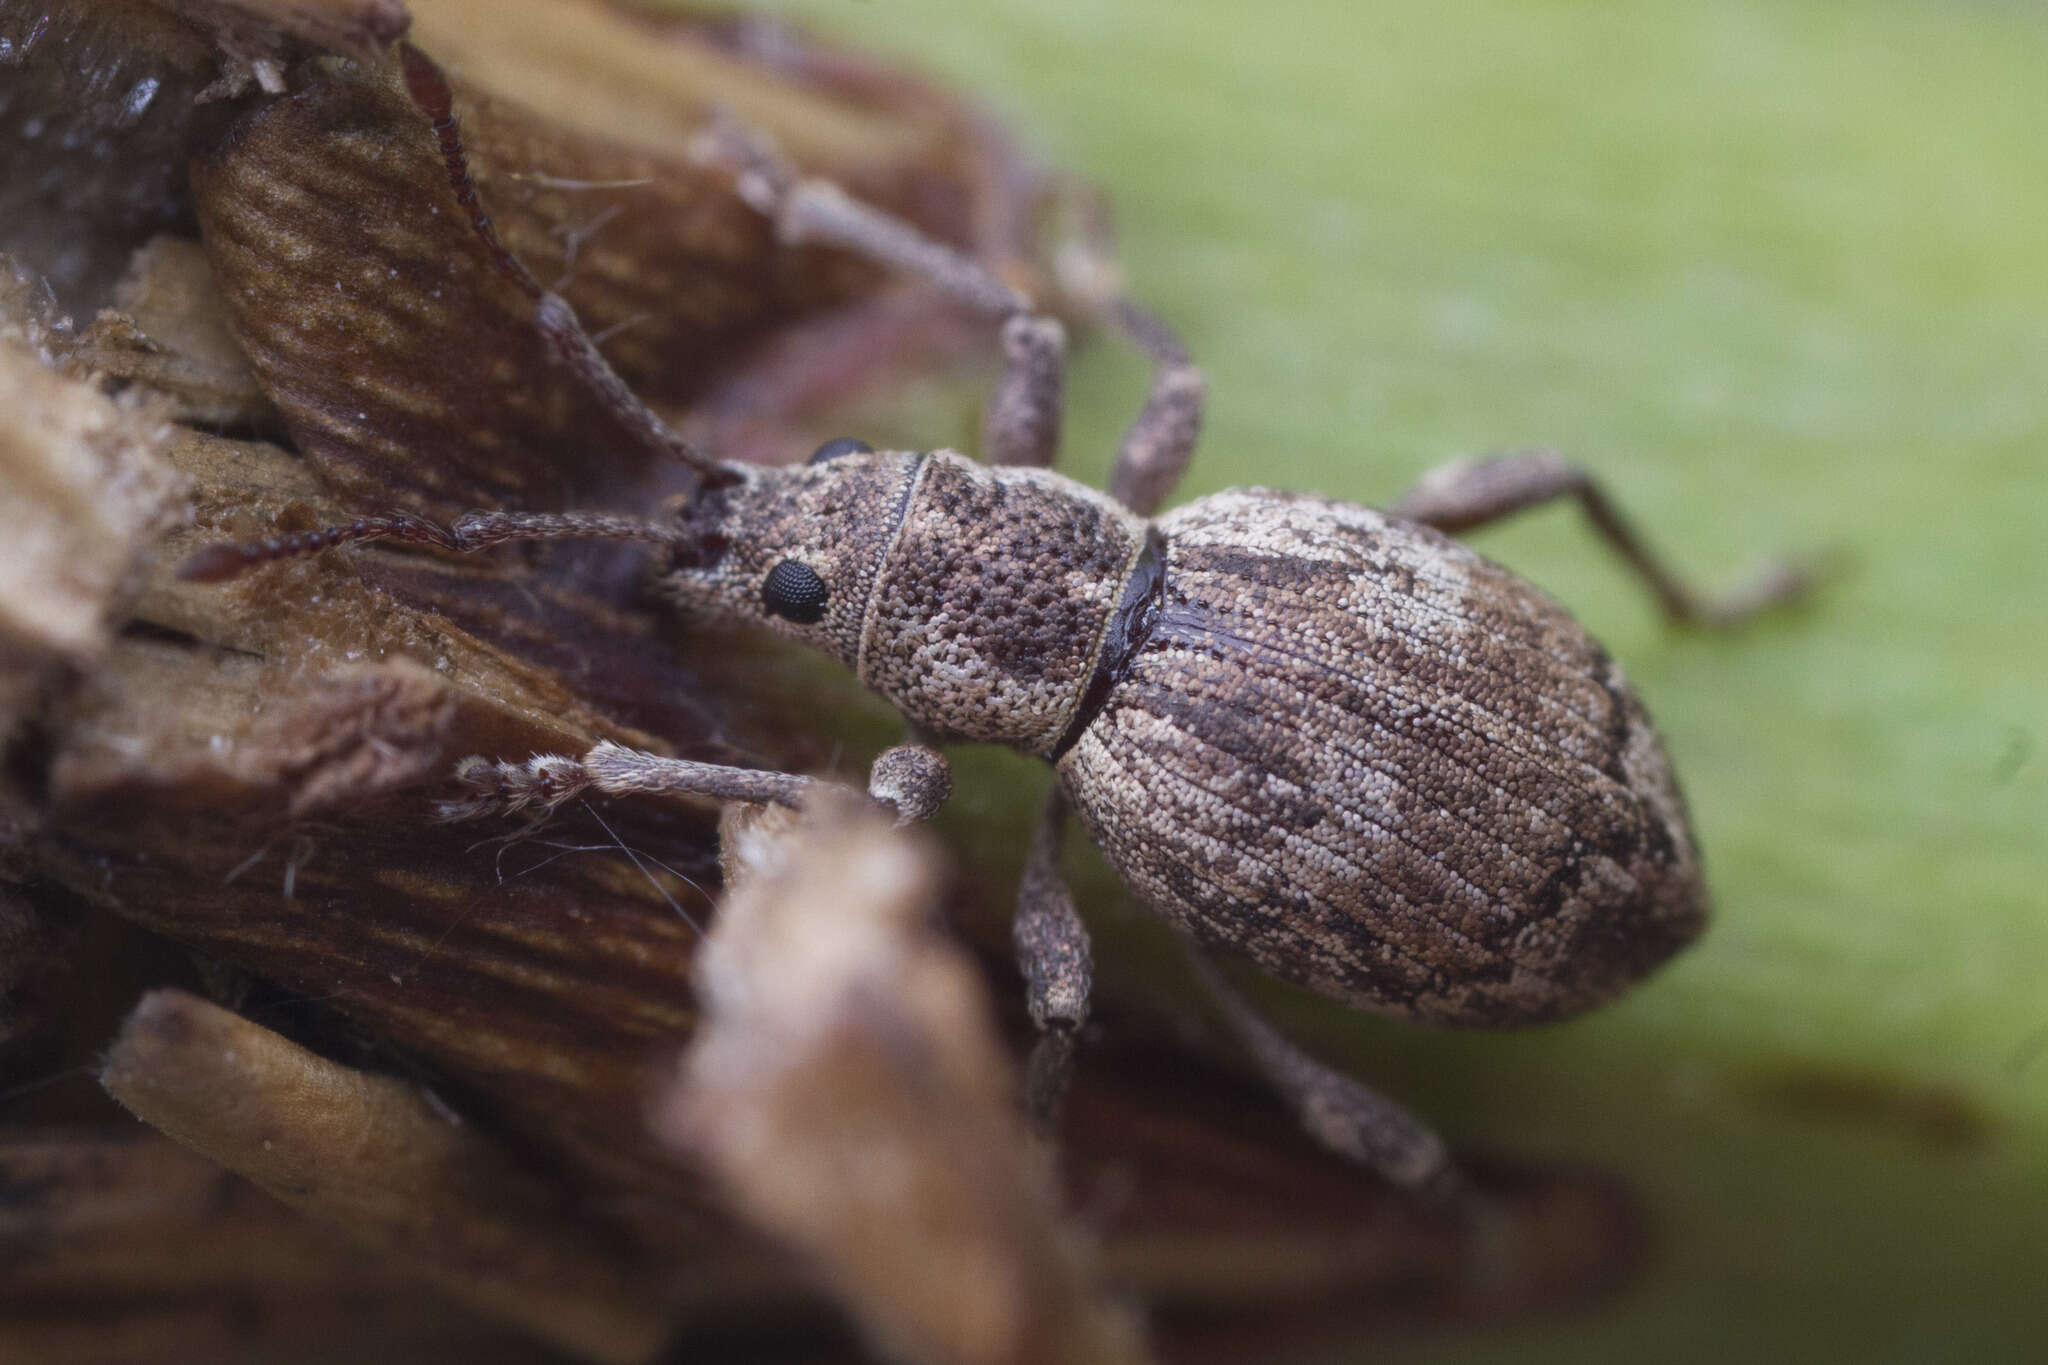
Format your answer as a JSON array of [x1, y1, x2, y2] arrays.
[[1011, 790, 1094, 1126], [696, 114, 1030, 318], [437, 740, 953, 828], [984, 314, 1067, 469], [398, 41, 732, 487], [1184, 950, 1476, 1207], [1391, 449, 1827, 627], [177, 509, 686, 583]]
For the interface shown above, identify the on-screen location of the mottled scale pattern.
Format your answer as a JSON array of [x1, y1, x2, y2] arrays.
[[1059, 489, 1705, 1026], [860, 453, 1146, 753]]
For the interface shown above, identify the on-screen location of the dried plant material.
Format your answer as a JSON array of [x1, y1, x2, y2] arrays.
[[0, 256, 70, 360], [183, 0, 411, 71], [72, 236, 274, 426], [29, 431, 760, 1265], [0, 1129, 568, 1365], [0, 887, 81, 1050], [100, 987, 672, 1363], [659, 796, 1150, 1365], [0, 329, 182, 732], [0, 3, 219, 308], [1054, 1059, 1641, 1361], [188, 55, 650, 517]]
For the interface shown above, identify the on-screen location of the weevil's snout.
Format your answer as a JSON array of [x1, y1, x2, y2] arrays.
[[653, 444, 923, 670]]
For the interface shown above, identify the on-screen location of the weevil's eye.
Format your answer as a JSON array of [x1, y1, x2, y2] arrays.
[[761, 559, 829, 624], [807, 436, 873, 465]]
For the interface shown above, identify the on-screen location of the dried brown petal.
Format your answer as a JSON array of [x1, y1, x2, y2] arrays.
[[101, 988, 672, 1363], [0, 1128, 568, 1365], [0, 327, 182, 733], [72, 236, 274, 426], [0, 887, 81, 1050], [189, 55, 644, 517], [29, 431, 752, 1260], [664, 795, 1150, 1365], [0, 3, 216, 309]]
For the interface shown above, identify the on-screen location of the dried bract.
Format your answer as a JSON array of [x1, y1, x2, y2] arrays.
[[0, 317, 182, 732], [661, 795, 1149, 1365], [101, 987, 672, 1363]]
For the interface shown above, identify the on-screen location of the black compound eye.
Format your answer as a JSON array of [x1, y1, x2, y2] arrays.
[[761, 559, 829, 624], [807, 436, 873, 465]]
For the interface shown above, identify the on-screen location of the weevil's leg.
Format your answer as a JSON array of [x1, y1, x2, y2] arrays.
[[698, 122, 1063, 467], [693, 118, 1072, 469], [1185, 951, 1471, 1205], [437, 740, 951, 827], [1390, 449, 1822, 628], [1052, 183, 1207, 517], [438, 741, 818, 821], [1012, 790, 1094, 1126], [1102, 303, 1205, 519], [982, 315, 1068, 469], [399, 43, 731, 489]]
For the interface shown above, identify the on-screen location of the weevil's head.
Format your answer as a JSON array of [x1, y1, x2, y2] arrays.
[[655, 439, 921, 671]]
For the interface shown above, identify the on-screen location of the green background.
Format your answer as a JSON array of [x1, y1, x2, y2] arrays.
[[764, 1, 2048, 1359]]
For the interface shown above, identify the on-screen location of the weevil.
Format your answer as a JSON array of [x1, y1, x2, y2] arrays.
[[185, 44, 1815, 1197]]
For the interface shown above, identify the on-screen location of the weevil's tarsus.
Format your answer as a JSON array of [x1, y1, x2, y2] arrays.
[[1391, 449, 1827, 628], [1012, 789, 1095, 1126], [1185, 949, 1472, 1202], [177, 509, 686, 582], [696, 113, 1030, 318], [1048, 181, 1206, 517]]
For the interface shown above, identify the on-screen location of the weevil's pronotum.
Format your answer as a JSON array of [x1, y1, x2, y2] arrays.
[[187, 44, 1816, 1197]]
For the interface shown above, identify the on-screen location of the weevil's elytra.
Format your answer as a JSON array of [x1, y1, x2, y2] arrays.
[[1061, 491, 1703, 1026]]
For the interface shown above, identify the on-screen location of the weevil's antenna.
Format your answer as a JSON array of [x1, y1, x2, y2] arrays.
[[177, 508, 687, 583], [396, 42, 736, 491]]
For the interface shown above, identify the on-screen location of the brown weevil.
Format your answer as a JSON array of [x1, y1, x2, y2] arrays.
[[186, 45, 1817, 1199]]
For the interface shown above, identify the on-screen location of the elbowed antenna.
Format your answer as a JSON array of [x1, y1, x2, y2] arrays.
[[176, 509, 687, 583]]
